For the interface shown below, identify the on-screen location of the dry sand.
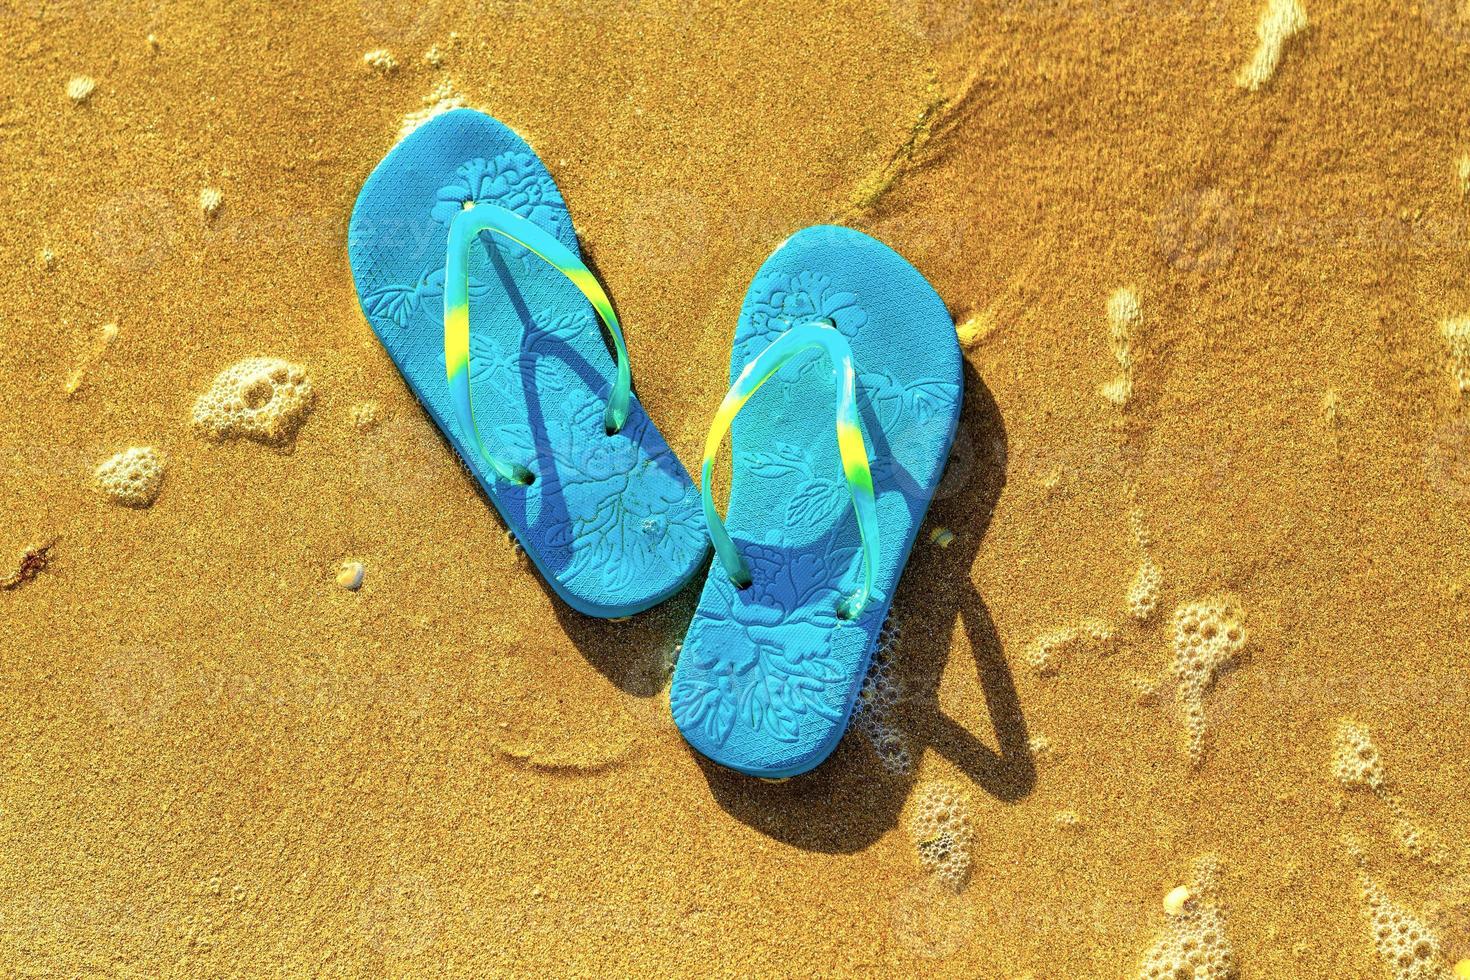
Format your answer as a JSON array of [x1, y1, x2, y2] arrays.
[[3, 0, 1470, 975]]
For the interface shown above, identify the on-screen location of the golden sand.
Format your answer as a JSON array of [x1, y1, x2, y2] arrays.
[[4, 0, 1470, 975]]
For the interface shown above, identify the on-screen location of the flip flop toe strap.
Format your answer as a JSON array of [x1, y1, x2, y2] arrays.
[[443, 202, 632, 485], [701, 320, 879, 620]]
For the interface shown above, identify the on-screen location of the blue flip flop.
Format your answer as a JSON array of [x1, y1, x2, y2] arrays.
[[670, 225, 963, 777], [348, 109, 706, 617]]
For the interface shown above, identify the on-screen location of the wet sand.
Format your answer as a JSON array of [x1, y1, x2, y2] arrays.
[[3, 0, 1470, 975]]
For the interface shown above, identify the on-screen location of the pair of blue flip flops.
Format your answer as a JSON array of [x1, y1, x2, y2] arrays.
[[349, 109, 962, 778]]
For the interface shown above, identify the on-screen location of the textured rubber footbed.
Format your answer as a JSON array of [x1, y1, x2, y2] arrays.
[[347, 109, 705, 617], [670, 225, 962, 777]]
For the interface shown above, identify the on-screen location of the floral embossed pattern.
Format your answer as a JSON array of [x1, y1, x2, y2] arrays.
[[430, 153, 567, 260], [360, 264, 444, 332], [740, 441, 850, 531], [362, 153, 569, 334], [537, 394, 704, 596], [361, 263, 493, 333], [672, 533, 860, 747], [350, 112, 709, 614], [468, 307, 586, 397], [467, 308, 703, 598], [733, 269, 867, 376], [360, 152, 700, 606], [672, 257, 961, 768], [672, 270, 878, 753]]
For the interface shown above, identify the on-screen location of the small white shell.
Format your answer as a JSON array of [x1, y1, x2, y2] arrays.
[[66, 76, 96, 103], [336, 561, 365, 591]]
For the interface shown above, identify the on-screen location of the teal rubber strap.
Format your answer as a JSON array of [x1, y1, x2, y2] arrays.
[[700, 321, 879, 620], [444, 202, 633, 484]]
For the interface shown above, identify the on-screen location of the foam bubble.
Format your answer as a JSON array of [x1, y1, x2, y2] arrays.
[[1101, 287, 1140, 407], [909, 781, 974, 890], [1334, 727, 1449, 866], [1332, 720, 1386, 792], [398, 81, 467, 142], [192, 357, 315, 446], [1357, 871, 1451, 980], [1128, 673, 1161, 706], [1171, 598, 1247, 764], [1024, 618, 1114, 676], [1127, 557, 1162, 621], [1136, 854, 1237, 980], [1027, 733, 1053, 761], [350, 400, 389, 432], [851, 618, 912, 775], [1390, 813, 1446, 865], [1237, 0, 1307, 92], [1128, 504, 1153, 551], [1383, 796, 1447, 866], [93, 447, 165, 508], [363, 49, 399, 73]]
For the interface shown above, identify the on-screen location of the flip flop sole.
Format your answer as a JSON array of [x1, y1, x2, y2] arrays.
[[348, 109, 706, 617], [671, 225, 963, 777]]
